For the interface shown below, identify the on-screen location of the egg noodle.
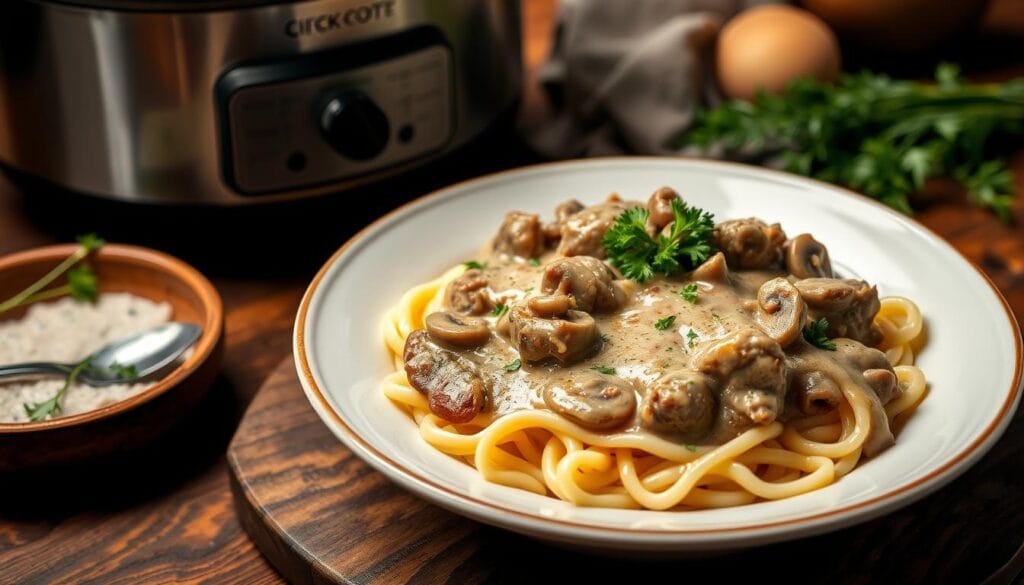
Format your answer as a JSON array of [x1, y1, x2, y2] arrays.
[[381, 265, 927, 510]]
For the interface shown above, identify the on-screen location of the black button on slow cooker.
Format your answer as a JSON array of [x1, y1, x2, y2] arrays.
[[319, 90, 390, 161]]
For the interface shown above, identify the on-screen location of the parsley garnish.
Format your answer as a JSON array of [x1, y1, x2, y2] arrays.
[[464, 260, 486, 270], [684, 64, 1023, 219], [685, 444, 698, 452], [528, 258, 541, 266], [686, 329, 699, 348], [491, 303, 509, 317], [803, 318, 837, 351], [679, 283, 699, 304], [591, 365, 616, 375], [600, 333, 611, 343], [602, 199, 715, 282], [23, 357, 93, 421], [655, 315, 676, 331], [109, 361, 138, 380], [502, 359, 522, 372], [0, 234, 104, 317]]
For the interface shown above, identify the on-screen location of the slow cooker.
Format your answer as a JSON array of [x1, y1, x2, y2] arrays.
[[0, 0, 522, 204]]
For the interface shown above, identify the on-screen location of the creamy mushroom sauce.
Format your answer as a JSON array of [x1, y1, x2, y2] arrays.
[[403, 190, 899, 455]]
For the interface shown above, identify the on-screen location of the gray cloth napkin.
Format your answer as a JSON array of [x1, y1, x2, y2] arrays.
[[527, 0, 777, 158]]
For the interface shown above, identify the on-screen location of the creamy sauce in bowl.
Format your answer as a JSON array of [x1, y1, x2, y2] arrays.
[[0, 293, 174, 422]]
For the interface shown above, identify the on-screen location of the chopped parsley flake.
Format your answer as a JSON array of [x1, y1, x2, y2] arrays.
[[528, 258, 541, 266], [655, 315, 677, 331], [492, 303, 509, 317], [685, 444, 698, 452], [686, 329, 699, 348], [502, 359, 522, 372], [591, 365, 616, 375], [679, 283, 699, 304], [464, 260, 486, 270]]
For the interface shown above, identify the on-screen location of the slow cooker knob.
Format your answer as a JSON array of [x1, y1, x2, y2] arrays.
[[319, 91, 390, 161]]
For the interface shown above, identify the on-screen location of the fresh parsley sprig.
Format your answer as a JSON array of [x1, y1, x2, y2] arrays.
[[0, 234, 104, 317], [803, 318, 837, 351], [685, 64, 1023, 219], [602, 199, 715, 282], [23, 357, 94, 422]]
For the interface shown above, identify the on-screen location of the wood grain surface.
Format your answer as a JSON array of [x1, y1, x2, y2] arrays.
[[230, 357, 1022, 585], [1, 0, 1023, 583]]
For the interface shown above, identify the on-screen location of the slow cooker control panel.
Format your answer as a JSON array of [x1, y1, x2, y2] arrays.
[[217, 29, 453, 195]]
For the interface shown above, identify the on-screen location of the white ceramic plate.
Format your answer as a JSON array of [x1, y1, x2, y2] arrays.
[[294, 158, 1022, 552]]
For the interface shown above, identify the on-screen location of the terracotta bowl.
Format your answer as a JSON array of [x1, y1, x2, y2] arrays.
[[0, 244, 224, 472]]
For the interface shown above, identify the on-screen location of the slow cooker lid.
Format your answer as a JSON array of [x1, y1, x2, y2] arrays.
[[32, 0, 316, 11]]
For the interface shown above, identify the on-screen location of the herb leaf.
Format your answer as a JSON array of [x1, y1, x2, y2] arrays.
[[685, 444, 698, 452], [502, 359, 522, 372], [23, 357, 93, 421], [109, 361, 138, 380], [491, 303, 509, 317], [602, 200, 716, 282], [591, 365, 616, 375], [686, 329, 699, 348], [803, 318, 837, 351], [684, 65, 1024, 218], [76, 233, 106, 252], [464, 260, 486, 270], [655, 315, 677, 331], [528, 258, 541, 267], [0, 234, 104, 317], [680, 283, 699, 304], [67, 264, 99, 302]]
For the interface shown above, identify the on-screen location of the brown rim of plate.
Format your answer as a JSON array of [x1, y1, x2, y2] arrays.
[[0, 243, 223, 433], [295, 156, 1024, 535]]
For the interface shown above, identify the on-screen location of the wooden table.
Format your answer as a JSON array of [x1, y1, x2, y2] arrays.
[[1, 1, 1022, 583]]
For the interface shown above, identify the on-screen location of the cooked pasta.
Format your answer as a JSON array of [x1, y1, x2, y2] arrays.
[[381, 188, 927, 510]]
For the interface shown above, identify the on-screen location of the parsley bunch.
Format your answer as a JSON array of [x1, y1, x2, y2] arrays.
[[685, 64, 1023, 219], [602, 199, 715, 282]]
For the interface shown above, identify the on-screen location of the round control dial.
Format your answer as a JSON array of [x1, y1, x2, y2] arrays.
[[319, 90, 390, 161]]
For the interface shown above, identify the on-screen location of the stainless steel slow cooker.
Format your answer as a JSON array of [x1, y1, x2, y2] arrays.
[[0, 0, 522, 204]]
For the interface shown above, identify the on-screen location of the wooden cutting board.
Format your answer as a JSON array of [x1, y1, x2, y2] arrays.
[[226, 358, 1017, 584]]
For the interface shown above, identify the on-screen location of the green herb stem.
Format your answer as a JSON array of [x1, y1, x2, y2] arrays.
[[0, 247, 88, 315], [23, 357, 93, 421]]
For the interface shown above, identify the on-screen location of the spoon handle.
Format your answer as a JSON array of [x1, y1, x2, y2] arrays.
[[0, 362, 72, 379]]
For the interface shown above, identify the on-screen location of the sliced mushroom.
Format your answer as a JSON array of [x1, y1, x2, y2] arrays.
[[691, 252, 730, 283], [527, 294, 574, 318], [640, 370, 716, 437], [645, 186, 681, 234], [754, 278, 807, 347], [795, 278, 881, 345], [786, 234, 833, 278], [713, 218, 787, 269], [507, 295, 601, 364], [445, 269, 492, 316], [425, 311, 491, 349], [541, 256, 626, 313], [543, 373, 636, 430], [403, 330, 488, 423], [790, 370, 842, 415], [492, 210, 545, 258]]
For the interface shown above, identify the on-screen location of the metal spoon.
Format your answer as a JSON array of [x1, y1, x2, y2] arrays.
[[0, 322, 201, 385]]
